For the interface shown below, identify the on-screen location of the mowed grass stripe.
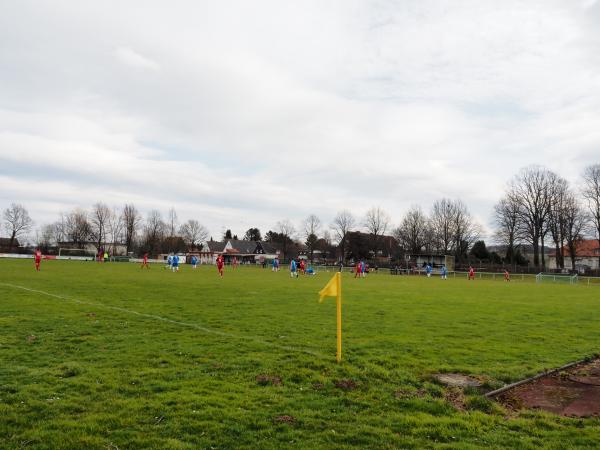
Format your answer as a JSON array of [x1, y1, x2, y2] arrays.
[[0, 281, 328, 359]]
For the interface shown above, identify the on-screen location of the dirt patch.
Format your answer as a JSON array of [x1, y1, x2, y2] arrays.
[[256, 374, 282, 386], [26, 335, 37, 343], [86, 312, 96, 318], [444, 387, 466, 411], [434, 373, 482, 388], [274, 415, 296, 424], [312, 382, 324, 390], [334, 379, 358, 391], [495, 358, 600, 418]]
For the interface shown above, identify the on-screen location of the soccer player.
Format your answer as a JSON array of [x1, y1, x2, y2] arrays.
[[468, 266, 475, 280], [354, 261, 361, 278], [166, 254, 173, 270], [272, 257, 279, 272], [232, 256, 238, 269], [360, 260, 366, 278], [216, 254, 224, 277], [504, 269, 510, 282], [141, 252, 150, 269], [290, 259, 298, 278], [299, 259, 305, 275], [440, 265, 447, 280], [191, 255, 198, 269], [426, 264, 432, 278], [172, 254, 180, 272], [34, 248, 42, 272]]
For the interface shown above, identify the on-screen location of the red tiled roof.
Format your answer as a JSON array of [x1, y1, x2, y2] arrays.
[[553, 239, 600, 257]]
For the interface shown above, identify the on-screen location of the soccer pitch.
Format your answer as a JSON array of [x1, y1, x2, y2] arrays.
[[1, 259, 600, 449]]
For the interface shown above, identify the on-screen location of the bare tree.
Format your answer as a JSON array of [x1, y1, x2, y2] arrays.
[[546, 175, 569, 269], [509, 166, 554, 269], [563, 193, 587, 271], [167, 207, 178, 238], [276, 219, 295, 258], [494, 194, 523, 265], [89, 202, 111, 252], [394, 206, 428, 255], [452, 200, 481, 262], [50, 217, 67, 244], [36, 224, 55, 251], [106, 207, 124, 255], [143, 210, 166, 256], [180, 220, 209, 250], [122, 204, 142, 254], [303, 214, 321, 263], [431, 199, 457, 254], [63, 209, 91, 248], [582, 164, 600, 268], [331, 210, 355, 262], [364, 206, 391, 256], [2, 203, 33, 250]]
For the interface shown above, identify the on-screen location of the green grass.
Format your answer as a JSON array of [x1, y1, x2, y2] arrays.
[[1, 259, 599, 449]]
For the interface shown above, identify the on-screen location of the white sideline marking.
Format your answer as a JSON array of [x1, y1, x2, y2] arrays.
[[1, 282, 327, 359]]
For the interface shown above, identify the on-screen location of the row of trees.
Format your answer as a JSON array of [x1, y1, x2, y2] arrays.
[[1, 201, 483, 262], [4, 163, 598, 267], [220, 203, 481, 263], [494, 164, 600, 270], [12, 204, 209, 256]]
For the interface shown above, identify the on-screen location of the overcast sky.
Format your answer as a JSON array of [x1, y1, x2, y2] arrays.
[[1, 0, 600, 241]]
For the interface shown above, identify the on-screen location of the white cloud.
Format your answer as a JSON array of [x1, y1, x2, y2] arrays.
[[115, 47, 159, 71]]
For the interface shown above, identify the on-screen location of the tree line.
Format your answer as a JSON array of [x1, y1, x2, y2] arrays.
[[494, 164, 600, 270], [2, 163, 599, 267]]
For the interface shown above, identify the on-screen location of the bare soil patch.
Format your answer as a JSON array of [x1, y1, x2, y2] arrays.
[[444, 387, 467, 411], [334, 379, 358, 391], [256, 374, 282, 386], [494, 358, 600, 417], [274, 415, 296, 424]]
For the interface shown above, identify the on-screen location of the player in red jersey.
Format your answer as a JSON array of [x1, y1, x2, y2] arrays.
[[34, 248, 42, 271], [216, 254, 224, 277], [141, 252, 150, 269], [299, 259, 305, 275], [504, 269, 510, 282], [354, 262, 361, 278], [468, 266, 475, 280]]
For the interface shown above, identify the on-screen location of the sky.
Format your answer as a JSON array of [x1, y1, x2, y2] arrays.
[[1, 0, 600, 242]]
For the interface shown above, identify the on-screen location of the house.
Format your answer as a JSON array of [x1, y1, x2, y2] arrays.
[[0, 237, 20, 252], [222, 240, 260, 264], [547, 239, 600, 273], [199, 240, 227, 264], [198, 240, 281, 264]]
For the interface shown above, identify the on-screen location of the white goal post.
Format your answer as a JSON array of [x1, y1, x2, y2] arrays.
[[535, 272, 578, 285]]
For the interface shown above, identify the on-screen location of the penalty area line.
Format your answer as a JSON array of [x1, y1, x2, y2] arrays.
[[1, 282, 327, 360]]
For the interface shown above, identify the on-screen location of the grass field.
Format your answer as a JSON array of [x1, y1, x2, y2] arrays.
[[1, 259, 600, 449]]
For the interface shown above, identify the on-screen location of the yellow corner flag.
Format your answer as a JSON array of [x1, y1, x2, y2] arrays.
[[318, 272, 342, 363]]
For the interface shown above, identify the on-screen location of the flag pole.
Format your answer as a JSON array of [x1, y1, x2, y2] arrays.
[[336, 271, 342, 363]]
